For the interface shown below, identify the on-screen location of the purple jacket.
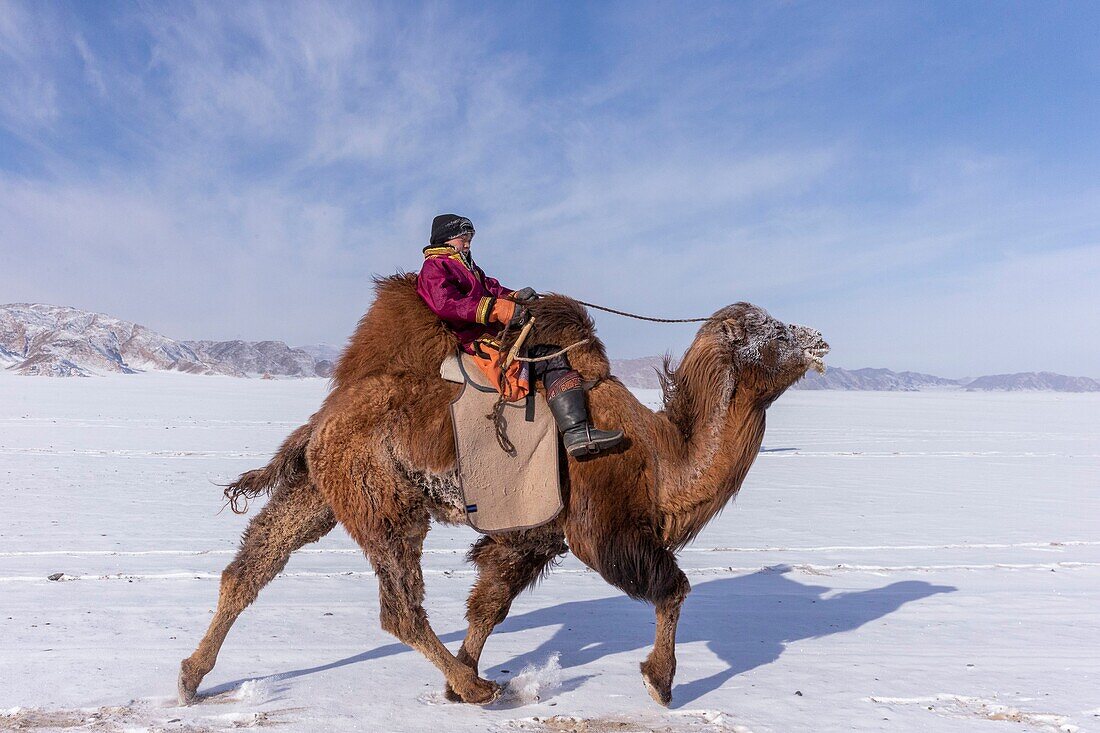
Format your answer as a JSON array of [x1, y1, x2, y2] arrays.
[[416, 245, 515, 354]]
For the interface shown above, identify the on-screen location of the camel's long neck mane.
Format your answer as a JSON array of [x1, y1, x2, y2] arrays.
[[657, 335, 766, 550]]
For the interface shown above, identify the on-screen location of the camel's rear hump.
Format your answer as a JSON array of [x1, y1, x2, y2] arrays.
[[332, 274, 457, 389], [332, 273, 612, 390]]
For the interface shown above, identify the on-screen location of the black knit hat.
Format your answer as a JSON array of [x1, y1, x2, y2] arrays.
[[429, 214, 475, 245]]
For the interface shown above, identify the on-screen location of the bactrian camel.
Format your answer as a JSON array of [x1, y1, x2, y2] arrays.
[[178, 274, 829, 706]]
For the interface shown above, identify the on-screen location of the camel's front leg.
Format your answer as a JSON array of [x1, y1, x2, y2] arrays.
[[583, 531, 690, 706], [444, 530, 567, 701], [640, 573, 690, 706], [179, 479, 336, 704]]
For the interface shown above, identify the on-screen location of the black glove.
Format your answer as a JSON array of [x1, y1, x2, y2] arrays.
[[507, 304, 529, 331], [512, 287, 539, 304]]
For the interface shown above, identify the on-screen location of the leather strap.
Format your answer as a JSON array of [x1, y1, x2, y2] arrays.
[[525, 391, 536, 422]]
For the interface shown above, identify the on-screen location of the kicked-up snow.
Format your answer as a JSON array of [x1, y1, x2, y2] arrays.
[[0, 372, 1097, 732]]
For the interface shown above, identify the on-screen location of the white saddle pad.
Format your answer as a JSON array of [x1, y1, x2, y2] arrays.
[[441, 352, 563, 533]]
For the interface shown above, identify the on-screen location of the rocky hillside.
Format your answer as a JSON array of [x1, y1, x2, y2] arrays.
[[798, 368, 1099, 392], [184, 340, 331, 378], [611, 356, 671, 389], [296, 344, 343, 363], [1, 304, 331, 378]]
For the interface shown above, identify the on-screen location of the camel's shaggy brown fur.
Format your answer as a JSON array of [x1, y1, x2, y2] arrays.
[[179, 274, 828, 707]]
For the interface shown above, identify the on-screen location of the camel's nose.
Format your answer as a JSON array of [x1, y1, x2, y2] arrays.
[[790, 324, 829, 354]]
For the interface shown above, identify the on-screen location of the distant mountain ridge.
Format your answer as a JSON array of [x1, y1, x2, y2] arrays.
[[0, 304, 331, 378], [295, 344, 343, 363], [795, 366, 959, 391], [611, 356, 673, 390], [3, 303, 1096, 390], [183, 340, 331, 378], [960, 372, 1100, 392], [607, 356, 1100, 393]]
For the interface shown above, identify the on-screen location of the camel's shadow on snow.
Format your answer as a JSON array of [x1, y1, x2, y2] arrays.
[[207, 565, 954, 707]]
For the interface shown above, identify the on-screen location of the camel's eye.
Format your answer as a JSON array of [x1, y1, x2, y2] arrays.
[[721, 319, 745, 342]]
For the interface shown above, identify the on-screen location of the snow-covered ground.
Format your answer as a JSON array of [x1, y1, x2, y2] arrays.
[[1, 372, 1097, 732]]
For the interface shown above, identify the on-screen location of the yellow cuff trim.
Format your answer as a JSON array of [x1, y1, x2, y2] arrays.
[[476, 296, 493, 325]]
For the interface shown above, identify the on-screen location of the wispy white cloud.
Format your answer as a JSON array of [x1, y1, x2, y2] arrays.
[[0, 1, 1097, 375], [0, 1, 62, 130]]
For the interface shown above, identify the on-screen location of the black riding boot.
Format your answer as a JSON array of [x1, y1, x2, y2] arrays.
[[528, 344, 624, 457], [547, 379, 624, 457]]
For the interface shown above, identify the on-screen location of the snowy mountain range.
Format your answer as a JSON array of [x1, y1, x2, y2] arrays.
[[0, 304, 332, 378], [612, 356, 1100, 392], [3, 303, 1096, 390]]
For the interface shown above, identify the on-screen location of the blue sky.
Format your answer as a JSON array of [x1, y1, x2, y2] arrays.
[[1, 1, 1097, 376]]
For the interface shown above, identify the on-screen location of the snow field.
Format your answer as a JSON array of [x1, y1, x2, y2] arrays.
[[1, 372, 1098, 731]]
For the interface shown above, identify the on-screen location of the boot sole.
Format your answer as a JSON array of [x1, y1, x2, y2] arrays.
[[565, 436, 623, 457]]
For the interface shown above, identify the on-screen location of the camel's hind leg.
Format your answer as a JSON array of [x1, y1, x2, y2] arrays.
[[344, 502, 503, 704], [444, 529, 567, 701], [309, 392, 502, 703], [178, 480, 335, 704], [311, 440, 500, 702]]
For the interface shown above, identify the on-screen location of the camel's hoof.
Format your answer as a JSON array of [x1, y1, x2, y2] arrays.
[[177, 671, 198, 706], [177, 662, 203, 706], [455, 678, 503, 705], [640, 662, 672, 707]]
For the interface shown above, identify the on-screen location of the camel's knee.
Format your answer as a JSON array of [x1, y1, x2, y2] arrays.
[[662, 572, 691, 608], [465, 534, 565, 626], [598, 536, 686, 605], [215, 561, 261, 610], [374, 563, 428, 638]]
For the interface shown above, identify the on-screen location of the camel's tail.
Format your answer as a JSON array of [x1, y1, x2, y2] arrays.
[[222, 422, 312, 514]]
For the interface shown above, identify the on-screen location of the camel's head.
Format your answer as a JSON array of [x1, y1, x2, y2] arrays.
[[707, 302, 829, 401]]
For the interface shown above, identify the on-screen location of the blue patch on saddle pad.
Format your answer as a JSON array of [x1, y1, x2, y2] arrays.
[[465, 504, 478, 513]]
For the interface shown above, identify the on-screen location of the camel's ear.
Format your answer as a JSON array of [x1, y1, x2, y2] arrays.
[[722, 318, 745, 342]]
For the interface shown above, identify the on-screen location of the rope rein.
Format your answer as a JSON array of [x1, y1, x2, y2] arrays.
[[510, 295, 711, 362], [539, 293, 712, 323], [485, 296, 709, 452], [511, 339, 589, 362]]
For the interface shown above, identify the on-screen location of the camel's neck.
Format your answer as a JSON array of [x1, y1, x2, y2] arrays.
[[658, 386, 766, 550]]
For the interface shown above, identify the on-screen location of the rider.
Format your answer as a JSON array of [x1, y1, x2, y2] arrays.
[[416, 214, 623, 457]]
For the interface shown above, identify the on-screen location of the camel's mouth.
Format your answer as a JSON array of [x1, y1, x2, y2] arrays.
[[805, 344, 829, 374], [793, 326, 829, 375]]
